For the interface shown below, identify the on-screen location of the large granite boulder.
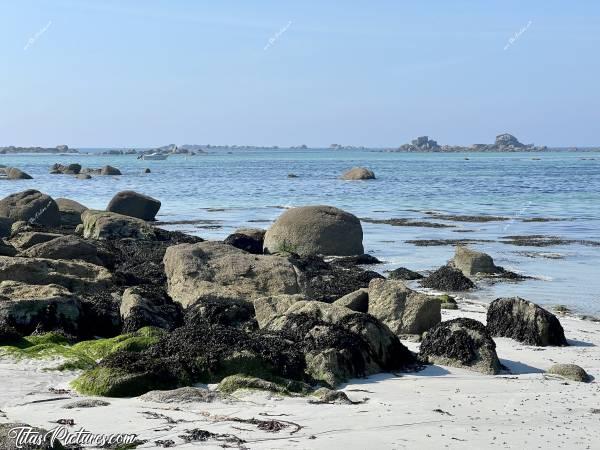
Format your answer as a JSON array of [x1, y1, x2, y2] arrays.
[[120, 286, 182, 332], [0, 256, 112, 293], [419, 318, 502, 374], [0, 190, 60, 226], [341, 167, 376, 180], [265, 300, 416, 385], [451, 246, 502, 276], [4, 167, 33, 180], [81, 210, 158, 240], [263, 205, 364, 256], [368, 278, 440, 336], [20, 235, 103, 266], [164, 241, 301, 308], [56, 198, 88, 227], [107, 191, 161, 221], [0, 281, 82, 335], [486, 297, 567, 346], [224, 228, 265, 254]]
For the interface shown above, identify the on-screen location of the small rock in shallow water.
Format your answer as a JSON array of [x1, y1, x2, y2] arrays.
[[341, 167, 376, 180]]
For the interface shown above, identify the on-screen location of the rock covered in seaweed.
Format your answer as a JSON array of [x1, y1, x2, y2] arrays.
[[420, 265, 476, 291], [486, 297, 567, 346], [419, 317, 502, 374]]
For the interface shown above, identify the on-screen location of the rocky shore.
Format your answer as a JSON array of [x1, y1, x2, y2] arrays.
[[0, 189, 598, 448]]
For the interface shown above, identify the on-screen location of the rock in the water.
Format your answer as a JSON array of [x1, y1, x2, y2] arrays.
[[50, 163, 81, 174], [368, 278, 440, 335], [120, 286, 182, 332], [76, 173, 92, 180], [81, 210, 158, 240], [143, 168, 151, 173], [10, 231, 62, 250], [224, 228, 265, 254], [107, 190, 161, 221], [0, 281, 82, 335], [420, 265, 475, 291], [388, 267, 423, 280], [55, 198, 88, 227], [4, 167, 33, 180], [486, 297, 567, 346], [341, 167, 376, 180], [419, 317, 502, 374], [0, 256, 112, 293], [333, 288, 369, 313], [253, 294, 307, 328], [139, 386, 221, 403], [101, 165, 122, 175], [164, 241, 301, 308], [20, 235, 103, 266], [263, 205, 364, 256], [0, 217, 13, 238], [266, 300, 416, 386], [451, 245, 502, 276], [0, 190, 60, 226], [546, 363, 590, 382]]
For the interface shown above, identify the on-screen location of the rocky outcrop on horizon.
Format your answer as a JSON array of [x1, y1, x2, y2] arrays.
[[391, 133, 547, 152], [0, 145, 77, 154]]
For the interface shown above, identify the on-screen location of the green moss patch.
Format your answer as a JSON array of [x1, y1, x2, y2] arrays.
[[0, 327, 164, 372]]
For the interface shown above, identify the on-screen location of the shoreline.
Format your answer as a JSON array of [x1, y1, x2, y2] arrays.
[[1, 296, 598, 449]]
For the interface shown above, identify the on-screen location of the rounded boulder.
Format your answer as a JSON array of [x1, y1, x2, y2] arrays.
[[107, 191, 161, 221], [263, 205, 364, 256], [0, 190, 60, 226]]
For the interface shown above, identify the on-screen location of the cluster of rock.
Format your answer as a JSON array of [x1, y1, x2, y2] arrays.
[[391, 134, 547, 153], [0, 193, 585, 401], [50, 163, 122, 179], [0, 145, 76, 154]]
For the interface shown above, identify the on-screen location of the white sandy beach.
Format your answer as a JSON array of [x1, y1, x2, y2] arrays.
[[1, 300, 598, 450]]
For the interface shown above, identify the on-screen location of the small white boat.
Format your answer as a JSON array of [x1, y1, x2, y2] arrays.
[[140, 153, 168, 160]]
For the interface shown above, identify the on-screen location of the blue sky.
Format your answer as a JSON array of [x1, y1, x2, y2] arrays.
[[1, 0, 599, 147]]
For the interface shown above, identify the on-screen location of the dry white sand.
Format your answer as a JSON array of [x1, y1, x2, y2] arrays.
[[1, 301, 599, 449]]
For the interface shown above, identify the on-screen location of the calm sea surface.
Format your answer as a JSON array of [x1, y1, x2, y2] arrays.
[[2, 149, 600, 315]]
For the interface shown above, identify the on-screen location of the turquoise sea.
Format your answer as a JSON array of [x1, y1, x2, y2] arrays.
[[1, 149, 599, 315]]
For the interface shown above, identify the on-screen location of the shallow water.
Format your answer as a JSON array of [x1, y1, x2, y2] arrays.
[[1, 149, 599, 314]]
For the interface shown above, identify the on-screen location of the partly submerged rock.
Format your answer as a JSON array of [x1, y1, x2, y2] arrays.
[[100, 165, 121, 175], [263, 205, 364, 257], [0, 190, 60, 226], [419, 317, 502, 374], [546, 363, 590, 382], [164, 241, 301, 308], [451, 245, 503, 276], [368, 278, 440, 336], [420, 265, 476, 291], [341, 167, 376, 180], [107, 190, 161, 221], [388, 267, 424, 280], [4, 167, 33, 180], [487, 297, 567, 346]]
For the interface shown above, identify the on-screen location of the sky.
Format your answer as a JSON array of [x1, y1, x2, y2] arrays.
[[0, 0, 599, 148]]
